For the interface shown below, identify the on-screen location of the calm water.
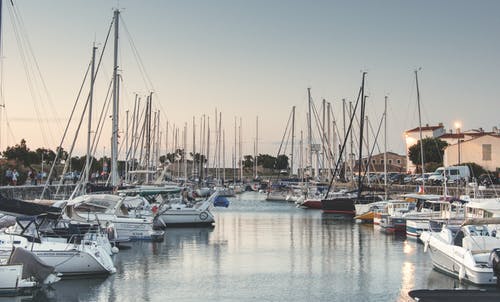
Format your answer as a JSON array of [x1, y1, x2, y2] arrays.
[[5, 192, 490, 302]]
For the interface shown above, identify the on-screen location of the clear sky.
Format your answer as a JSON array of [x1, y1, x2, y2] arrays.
[[1, 0, 499, 162]]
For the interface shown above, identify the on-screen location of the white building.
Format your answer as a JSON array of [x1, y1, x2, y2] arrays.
[[444, 133, 500, 172]]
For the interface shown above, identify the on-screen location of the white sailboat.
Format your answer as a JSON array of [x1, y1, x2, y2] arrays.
[[0, 217, 116, 276]]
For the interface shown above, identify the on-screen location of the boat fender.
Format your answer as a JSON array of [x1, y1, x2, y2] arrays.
[[423, 240, 429, 253], [111, 246, 120, 254], [458, 264, 465, 280], [489, 248, 500, 287], [199, 211, 209, 221]]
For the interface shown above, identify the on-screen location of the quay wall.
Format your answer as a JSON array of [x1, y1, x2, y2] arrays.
[[0, 184, 76, 200]]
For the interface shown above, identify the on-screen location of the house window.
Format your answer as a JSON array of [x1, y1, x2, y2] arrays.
[[363, 160, 367, 164], [389, 160, 392, 164], [372, 160, 376, 164], [397, 160, 401, 164], [381, 160, 384, 164], [482, 144, 492, 161]]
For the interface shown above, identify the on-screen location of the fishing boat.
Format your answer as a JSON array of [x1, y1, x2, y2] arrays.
[[420, 218, 500, 285]]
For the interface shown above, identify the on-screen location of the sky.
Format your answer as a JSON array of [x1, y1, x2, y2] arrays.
[[0, 0, 499, 163]]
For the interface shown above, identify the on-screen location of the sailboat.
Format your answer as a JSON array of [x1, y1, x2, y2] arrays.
[[321, 72, 379, 216]]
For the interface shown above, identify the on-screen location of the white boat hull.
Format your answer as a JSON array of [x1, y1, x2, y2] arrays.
[[0, 235, 116, 276], [0, 264, 37, 295], [158, 210, 215, 226]]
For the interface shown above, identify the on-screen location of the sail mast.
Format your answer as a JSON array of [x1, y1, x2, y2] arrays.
[[307, 88, 313, 179], [384, 96, 388, 200], [111, 9, 120, 186], [415, 69, 425, 191], [356, 72, 367, 199], [85, 45, 97, 187], [291, 106, 295, 176]]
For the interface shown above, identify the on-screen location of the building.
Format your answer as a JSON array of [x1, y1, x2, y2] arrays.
[[404, 123, 445, 173], [354, 152, 407, 173], [444, 133, 500, 172]]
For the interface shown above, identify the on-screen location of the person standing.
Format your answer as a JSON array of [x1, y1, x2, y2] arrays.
[[5, 168, 12, 185], [12, 169, 19, 186]]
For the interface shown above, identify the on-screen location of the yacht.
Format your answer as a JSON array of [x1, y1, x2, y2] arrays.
[[0, 217, 116, 276], [65, 194, 164, 242], [421, 219, 500, 285]]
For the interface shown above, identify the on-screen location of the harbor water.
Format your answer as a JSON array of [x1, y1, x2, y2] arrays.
[[7, 192, 491, 302]]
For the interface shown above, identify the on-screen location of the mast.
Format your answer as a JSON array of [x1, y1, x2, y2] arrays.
[[357, 72, 367, 199], [327, 102, 331, 180], [85, 45, 97, 186], [192, 116, 196, 177], [291, 106, 295, 176], [307, 88, 313, 178], [322, 99, 326, 179], [384, 96, 388, 200], [415, 69, 425, 191], [111, 9, 120, 186], [239, 117, 242, 181], [255, 116, 258, 179]]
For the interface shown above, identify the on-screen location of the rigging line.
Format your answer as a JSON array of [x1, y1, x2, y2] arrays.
[[268, 108, 293, 184], [310, 100, 334, 165], [88, 78, 114, 175], [362, 114, 385, 184], [324, 82, 363, 197], [10, 2, 62, 132], [55, 86, 91, 197], [41, 60, 92, 198], [73, 77, 114, 196], [120, 16, 154, 92], [7, 4, 50, 145], [367, 117, 382, 155]]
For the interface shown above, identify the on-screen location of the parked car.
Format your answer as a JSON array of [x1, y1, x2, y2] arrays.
[[428, 166, 471, 185], [414, 173, 433, 184], [477, 173, 499, 186], [62, 171, 80, 184]]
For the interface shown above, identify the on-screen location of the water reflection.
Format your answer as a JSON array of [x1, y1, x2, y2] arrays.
[[7, 193, 490, 301]]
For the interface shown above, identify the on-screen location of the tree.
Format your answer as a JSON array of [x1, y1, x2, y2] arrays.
[[275, 155, 289, 170], [461, 162, 487, 179], [35, 148, 56, 164], [3, 139, 38, 166], [258, 154, 276, 169], [243, 155, 253, 168], [408, 137, 448, 172]]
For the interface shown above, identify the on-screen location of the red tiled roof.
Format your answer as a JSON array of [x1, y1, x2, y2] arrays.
[[438, 133, 464, 139], [405, 125, 443, 133]]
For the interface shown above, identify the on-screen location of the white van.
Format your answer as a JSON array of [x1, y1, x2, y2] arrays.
[[428, 166, 470, 184]]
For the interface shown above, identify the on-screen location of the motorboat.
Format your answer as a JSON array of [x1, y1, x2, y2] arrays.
[[403, 196, 465, 240], [0, 216, 116, 276], [420, 218, 500, 285], [65, 194, 164, 242], [155, 191, 220, 227], [0, 247, 60, 295]]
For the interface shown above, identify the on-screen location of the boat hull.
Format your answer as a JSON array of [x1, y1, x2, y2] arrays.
[[0, 235, 116, 276], [158, 210, 215, 227], [321, 198, 355, 216]]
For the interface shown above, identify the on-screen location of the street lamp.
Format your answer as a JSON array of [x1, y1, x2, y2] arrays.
[[455, 122, 461, 164]]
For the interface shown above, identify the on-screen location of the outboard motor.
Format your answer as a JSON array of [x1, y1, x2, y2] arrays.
[[489, 248, 500, 287]]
